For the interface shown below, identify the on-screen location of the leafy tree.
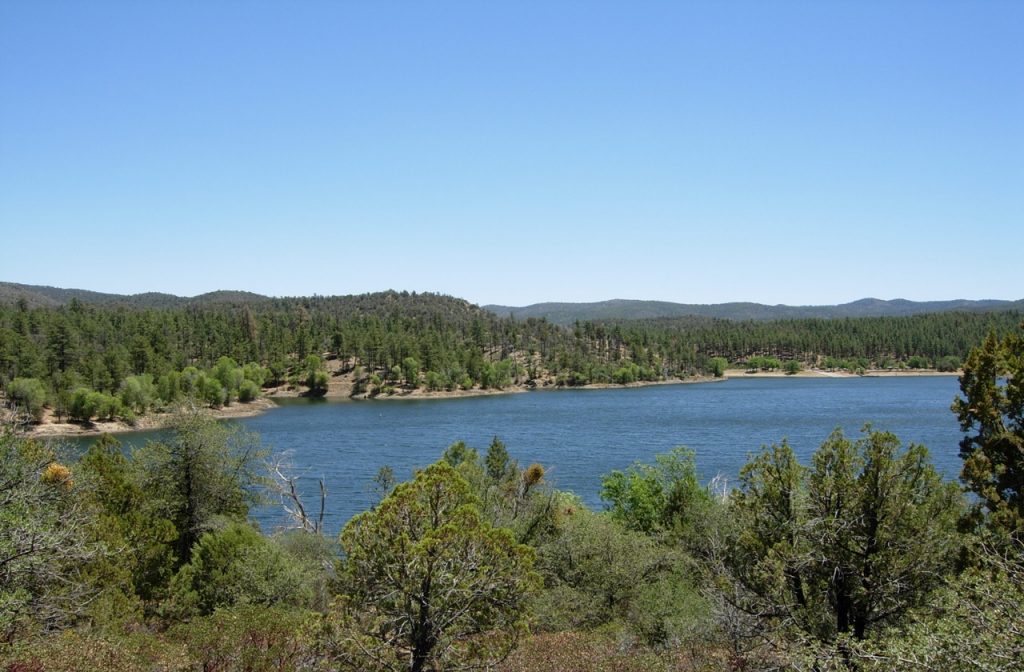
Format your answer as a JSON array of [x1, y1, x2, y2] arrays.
[[600, 446, 710, 539], [120, 373, 157, 413], [302, 354, 329, 396], [237, 378, 260, 402], [718, 428, 962, 657], [7, 377, 46, 421], [952, 324, 1024, 539], [907, 355, 930, 369], [212, 356, 244, 403], [132, 411, 268, 565], [329, 461, 539, 672], [200, 375, 227, 407], [709, 357, 728, 378]]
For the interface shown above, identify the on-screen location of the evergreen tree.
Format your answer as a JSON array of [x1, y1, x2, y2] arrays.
[[953, 323, 1024, 539]]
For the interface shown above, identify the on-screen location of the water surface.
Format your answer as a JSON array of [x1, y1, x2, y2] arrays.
[[71, 377, 966, 535]]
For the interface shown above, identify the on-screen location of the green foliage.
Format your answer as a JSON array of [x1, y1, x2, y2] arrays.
[[330, 461, 539, 672], [532, 505, 703, 645], [76, 434, 178, 608], [720, 428, 963, 651], [200, 375, 227, 407], [302, 355, 329, 396], [6, 377, 46, 421], [953, 324, 1024, 539], [166, 522, 320, 619], [132, 411, 268, 565], [863, 541, 1024, 671], [744, 355, 782, 372], [4, 293, 1011, 403], [441, 439, 478, 468], [485, 435, 511, 482], [709, 357, 728, 378], [237, 378, 260, 402], [120, 373, 157, 413], [600, 446, 711, 539], [0, 433, 100, 641], [68, 387, 122, 422], [171, 604, 316, 672], [907, 354, 930, 369]]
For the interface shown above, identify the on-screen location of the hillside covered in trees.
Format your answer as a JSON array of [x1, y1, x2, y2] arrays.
[[1, 286, 1021, 428]]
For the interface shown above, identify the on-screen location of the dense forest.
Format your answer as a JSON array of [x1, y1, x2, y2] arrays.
[[1, 321, 1022, 671], [1, 290, 1020, 427]]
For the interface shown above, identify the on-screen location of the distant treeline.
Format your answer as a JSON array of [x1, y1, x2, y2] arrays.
[[1, 291, 1021, 420]]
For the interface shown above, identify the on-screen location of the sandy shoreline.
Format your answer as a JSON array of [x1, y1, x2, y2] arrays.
[[724, 368, 959, 379], [20, 397, 278, 438], [11, 368, 958, 438]]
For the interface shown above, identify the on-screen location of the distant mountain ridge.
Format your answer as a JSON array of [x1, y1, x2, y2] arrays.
[[0, 282, 272, 308], [484, 297, 1024, 324], [3, 282, 1021, 323]]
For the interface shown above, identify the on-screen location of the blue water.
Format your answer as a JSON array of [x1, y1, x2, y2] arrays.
[[70, 376, 966, 535]]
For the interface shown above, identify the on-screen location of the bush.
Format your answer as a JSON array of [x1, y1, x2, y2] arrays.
[[120, 374, 156, 413], [907, 355, 930, 369], [4, 630, 190, 672], [166, 522, 320, 619], [68, 388, 121, 422], [7, 377, 46, 422], [171, 604, 316, 672], [238, 379, 260, 402]]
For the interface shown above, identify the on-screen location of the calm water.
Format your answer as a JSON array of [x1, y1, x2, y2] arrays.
[[69, 376, 966, 535]]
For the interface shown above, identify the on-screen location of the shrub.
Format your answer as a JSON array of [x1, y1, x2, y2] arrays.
[[7, 378, 46, 422]]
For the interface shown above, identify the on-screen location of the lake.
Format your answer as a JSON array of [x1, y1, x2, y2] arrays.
[[70, 376, 967, 535]]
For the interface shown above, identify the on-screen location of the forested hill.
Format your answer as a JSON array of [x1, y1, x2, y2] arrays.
[[0, 281, 272, 309], [2, 281, 1022, 427], [485, 297, 1024, 324]]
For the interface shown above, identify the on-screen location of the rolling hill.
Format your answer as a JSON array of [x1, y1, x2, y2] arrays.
[[484, 297, 1024, 324]]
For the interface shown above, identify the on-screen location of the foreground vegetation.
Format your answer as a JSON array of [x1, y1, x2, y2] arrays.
[[2, 292, 1020, 427], [1, 320, 1022, 670]]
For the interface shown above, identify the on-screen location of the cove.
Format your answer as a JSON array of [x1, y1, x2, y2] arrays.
[[70, 376, 966, 535]]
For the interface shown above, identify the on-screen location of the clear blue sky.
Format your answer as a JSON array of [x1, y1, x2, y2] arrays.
[[2, 1, 1021, 306]]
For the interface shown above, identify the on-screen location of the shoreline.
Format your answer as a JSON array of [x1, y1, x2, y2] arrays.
[[723, 368, 960, 379], [17, 397, 279, 439], [11, 368, 959, 438]]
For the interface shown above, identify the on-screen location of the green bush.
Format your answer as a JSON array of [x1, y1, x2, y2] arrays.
[[166, 522, 320, 619], [238, 379, 260, 402], [7, 377, 47, 422]]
